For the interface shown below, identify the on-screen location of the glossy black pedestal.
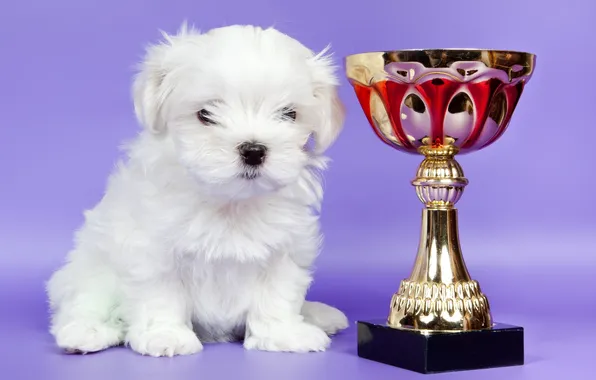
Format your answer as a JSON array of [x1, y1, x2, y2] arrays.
[[357, 320, 524, 374]]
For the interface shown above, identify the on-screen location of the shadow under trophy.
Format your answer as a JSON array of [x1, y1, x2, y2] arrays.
[[345, 49, 536, 374]]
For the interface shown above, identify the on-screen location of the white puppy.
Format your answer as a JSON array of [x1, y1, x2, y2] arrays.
[[46, 24, 348, 357]]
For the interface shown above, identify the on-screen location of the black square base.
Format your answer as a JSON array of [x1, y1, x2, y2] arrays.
[[357, 319, 524, 374]]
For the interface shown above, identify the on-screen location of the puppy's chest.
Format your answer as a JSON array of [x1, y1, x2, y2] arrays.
[[177, 201, 306, 261], [185, 261, 258, 310], [182, 260, 259, 338]]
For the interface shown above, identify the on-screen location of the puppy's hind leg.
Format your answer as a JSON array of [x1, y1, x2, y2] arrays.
[[46, 254, 123, 354], [301, 301, 349, 335]]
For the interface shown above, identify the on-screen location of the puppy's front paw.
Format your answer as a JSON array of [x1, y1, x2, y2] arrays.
[[244, 322, 331, 353], [302, 301, 349, 335], [127, 324, 203, 357], [53, 320, 123, 354]]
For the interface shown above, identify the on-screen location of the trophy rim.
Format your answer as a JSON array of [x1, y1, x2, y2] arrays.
[[344, 48, 537, 61]]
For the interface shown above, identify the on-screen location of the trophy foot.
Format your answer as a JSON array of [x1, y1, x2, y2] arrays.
[[356, 319, 524, 374], [389, 278, 492, 331]]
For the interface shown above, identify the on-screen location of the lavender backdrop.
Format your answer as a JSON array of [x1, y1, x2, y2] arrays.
[[1, 0, 595, 379]]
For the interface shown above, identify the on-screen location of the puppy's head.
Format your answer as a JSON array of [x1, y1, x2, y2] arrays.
[[132, 24, 344, 199]]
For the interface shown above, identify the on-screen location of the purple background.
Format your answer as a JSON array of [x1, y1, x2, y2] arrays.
[[2, 0, 595, 379]]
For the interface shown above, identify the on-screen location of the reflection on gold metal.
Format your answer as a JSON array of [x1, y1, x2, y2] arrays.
[[345, 49, 536, 332]]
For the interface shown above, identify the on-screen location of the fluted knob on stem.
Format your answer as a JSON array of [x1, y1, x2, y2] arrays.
[[412, 146, 468, 209]]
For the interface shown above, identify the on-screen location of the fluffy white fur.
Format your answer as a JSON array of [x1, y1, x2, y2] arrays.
[[46, 24, 348, 357]]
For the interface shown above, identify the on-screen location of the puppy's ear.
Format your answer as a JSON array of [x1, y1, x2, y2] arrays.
[[132, 23, 199, 134], [132, 57, 168, 134], [308, 46, 346, 154]]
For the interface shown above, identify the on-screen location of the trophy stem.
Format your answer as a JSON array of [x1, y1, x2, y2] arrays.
[[388, 145, 493, 331]]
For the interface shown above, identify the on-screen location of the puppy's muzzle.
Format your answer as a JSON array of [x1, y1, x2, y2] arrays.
[[238, 142, 267, 166]]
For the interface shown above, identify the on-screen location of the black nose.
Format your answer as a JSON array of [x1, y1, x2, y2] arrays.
[[238, 142, 267, 166]]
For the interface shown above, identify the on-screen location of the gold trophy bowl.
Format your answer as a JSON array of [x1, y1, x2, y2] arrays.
[[345, 49, 536, 373]]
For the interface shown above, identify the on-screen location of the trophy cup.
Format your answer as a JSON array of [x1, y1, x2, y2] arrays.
[[345, 49, 536, 374]]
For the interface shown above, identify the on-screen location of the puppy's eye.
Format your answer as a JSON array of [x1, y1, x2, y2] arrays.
[[197, 109, 216, 125], [280, 107, 297, 122]]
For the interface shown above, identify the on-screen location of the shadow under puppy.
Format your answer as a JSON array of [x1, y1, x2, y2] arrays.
[[46, 24, 348, 357]]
